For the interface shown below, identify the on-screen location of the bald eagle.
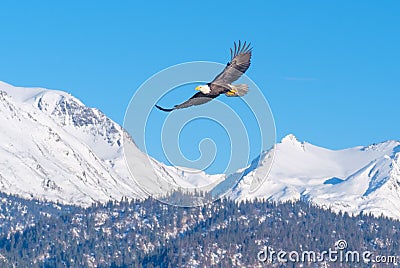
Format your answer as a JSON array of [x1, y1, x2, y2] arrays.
[[155, 41, 252, 112]]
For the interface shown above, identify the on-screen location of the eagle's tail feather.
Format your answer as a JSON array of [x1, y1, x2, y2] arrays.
[[155, 105, 174, 112], [226, 84, 248, 97]]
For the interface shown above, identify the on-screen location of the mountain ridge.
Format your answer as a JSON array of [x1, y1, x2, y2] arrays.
[[1, 81, 400, 219]]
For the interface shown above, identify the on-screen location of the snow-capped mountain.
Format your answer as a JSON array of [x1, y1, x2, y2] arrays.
[[229, 134, 400, 219], [0, 81, 222, 206], [1, 81, 400, 219]]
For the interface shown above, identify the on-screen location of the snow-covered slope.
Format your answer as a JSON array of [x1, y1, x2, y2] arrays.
[[0, 81, 222, 206], [0, 81, 144, 205], [229, 134, 400, 219]]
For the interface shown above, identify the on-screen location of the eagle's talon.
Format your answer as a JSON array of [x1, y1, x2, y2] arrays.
[[226, 90, 236, 96]]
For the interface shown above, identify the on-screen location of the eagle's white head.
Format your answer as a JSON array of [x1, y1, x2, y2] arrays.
[[195, 84, 211, 94]]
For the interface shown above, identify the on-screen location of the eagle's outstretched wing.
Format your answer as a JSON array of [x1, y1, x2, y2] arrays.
[[211, 41, 252, 86], [155, 92, 218, 112]]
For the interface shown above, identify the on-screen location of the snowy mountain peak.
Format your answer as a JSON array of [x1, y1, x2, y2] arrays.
[[280, 134, 299, 143], [279, 134, 306, 151], [0, 81, 156, 205], [0, 80, 71, 104], [230, 134, 400, 219]]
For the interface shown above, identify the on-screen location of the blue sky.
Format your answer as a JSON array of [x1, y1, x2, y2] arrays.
[[1, 1, 399, 172]]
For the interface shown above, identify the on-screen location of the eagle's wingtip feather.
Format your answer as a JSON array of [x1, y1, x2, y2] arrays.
[[232, 40, 252, 57], [155, 105, 173, 112]]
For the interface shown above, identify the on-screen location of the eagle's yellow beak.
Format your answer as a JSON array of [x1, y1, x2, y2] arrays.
[[195, 86, 201, 91]]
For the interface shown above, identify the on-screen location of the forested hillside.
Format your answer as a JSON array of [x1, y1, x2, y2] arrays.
[[0, 193, 399, 267]]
